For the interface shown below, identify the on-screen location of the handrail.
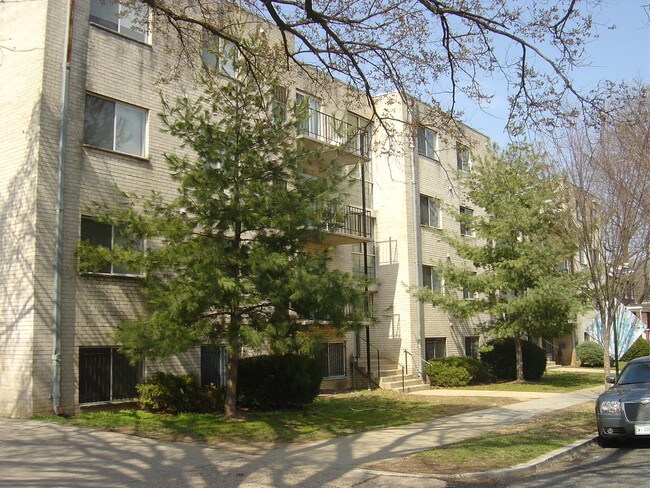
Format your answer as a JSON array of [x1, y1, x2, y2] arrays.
[[403, 349, 427, 376], [540, 338, 560, 351], [357, 335, 409, 392]]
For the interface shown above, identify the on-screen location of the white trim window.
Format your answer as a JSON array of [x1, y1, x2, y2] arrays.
[[422, 265, 442, 293], [80, 217, 143, 276], [457, 144, 471, 172], [296, 92, 321, 138], [420, 195, 441, 228], [201, 29, 238, 77], [89, 0, 150, 43], [459, 206, 474, 237], [463, 287, 476, 300], [417, 126, 438, 160], [84, 94, 147, 157]]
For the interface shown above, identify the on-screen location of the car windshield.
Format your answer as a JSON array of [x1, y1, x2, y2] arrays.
[[618, 362, 650, 385]]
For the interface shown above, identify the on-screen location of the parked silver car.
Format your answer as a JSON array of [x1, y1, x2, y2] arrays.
[[596, 355, 650, 446]]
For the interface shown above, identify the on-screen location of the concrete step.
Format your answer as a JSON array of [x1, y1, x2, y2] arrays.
[[380, 378, 426, 389]]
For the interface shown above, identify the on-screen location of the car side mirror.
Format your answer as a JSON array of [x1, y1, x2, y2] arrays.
[[605, 375, 617, 384]]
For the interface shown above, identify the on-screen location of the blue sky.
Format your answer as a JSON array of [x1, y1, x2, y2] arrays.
[[459, 0, 650, 146]]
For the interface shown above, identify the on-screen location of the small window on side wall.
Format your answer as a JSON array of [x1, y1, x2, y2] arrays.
[[417, 126, 438, 160], [201, 29, 238, 77], [457, 145, 471, 172], [89, 0, 149, 43], [422, 265, 441, 293], [84, 94, 147, 157], [80, 217, 143, 276], [459, 206, 474, 237], [420, 195, 441, 228]]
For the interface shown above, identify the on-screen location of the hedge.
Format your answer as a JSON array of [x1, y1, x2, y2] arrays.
[[480, 338, 547, 381]]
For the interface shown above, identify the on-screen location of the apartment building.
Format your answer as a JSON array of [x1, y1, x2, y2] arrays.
[[1, 0, 492, 417]]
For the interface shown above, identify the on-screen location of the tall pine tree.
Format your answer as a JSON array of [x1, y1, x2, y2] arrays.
[[79, 41, 366, 417], [415, 144, 584, 381]]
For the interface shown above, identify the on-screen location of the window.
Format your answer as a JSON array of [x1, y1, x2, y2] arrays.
[[417, 126, 438, 160], [578, 249, 588, 266], [201, 345, 227, 387], [460, 206, 474, 237], [271, 86, 289, 122], [89, 0, 149, 43], [322, 342, 346, 377], [84, 94, 146, 157], [201, 29, 237, 77], [80, 217, 143, 276], [420, 195, 441, 228], [79, 347, 143, 403], [296, 92, 321, 137], [463, 285, 477, 300], [422, 265, 441, 293], [465, 336, 479, 358], [425, 337, 446, 360], [352, 243, 376, 279], [457, 145, 471, 172], [463, 273, 477, 300], [349, 114, 371, 157]]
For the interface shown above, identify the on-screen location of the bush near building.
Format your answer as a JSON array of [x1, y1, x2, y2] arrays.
[[480, 338, 547, 381], [137, 372, 224, 414], [425, 356, 494, 387], [237, 354, 323, 410], [576, 341, 605, 367], [621, 337, 650, 361]]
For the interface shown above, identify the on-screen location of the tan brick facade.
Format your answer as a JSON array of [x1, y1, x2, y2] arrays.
[[1, 0, 492, 417]]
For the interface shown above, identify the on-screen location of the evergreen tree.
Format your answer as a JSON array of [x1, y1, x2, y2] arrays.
[[79, 48, 366, 417], [415, 144, 584, 381]]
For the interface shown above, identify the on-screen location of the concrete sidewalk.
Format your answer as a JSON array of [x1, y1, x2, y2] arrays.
[[0, 386, 605, 487], [264, 386, 604, 467]]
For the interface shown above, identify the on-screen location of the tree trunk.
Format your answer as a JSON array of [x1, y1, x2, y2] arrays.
[[602, 309, 611, 377], [514, 334, 525, 383], [224, 348, 239, 418]]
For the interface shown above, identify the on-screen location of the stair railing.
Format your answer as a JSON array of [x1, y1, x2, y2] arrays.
[[403, 349, 427, 378], [357, 335, 408, 392]]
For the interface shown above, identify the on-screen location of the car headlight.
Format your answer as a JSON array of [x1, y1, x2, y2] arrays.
[[599, 400, 621, 414]]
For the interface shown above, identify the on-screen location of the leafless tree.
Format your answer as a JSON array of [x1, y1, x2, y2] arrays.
[[139, 0, 610, 134], [553, 82, 650, 374]]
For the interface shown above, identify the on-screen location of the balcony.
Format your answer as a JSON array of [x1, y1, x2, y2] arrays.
[[317, 204, 373, 246], [298, 109, 371, 166]]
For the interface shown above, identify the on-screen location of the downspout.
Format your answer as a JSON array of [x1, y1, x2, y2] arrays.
[[361, 161, 371, 387], [407, 99, 425, 377], [52, 0, 74, 415]]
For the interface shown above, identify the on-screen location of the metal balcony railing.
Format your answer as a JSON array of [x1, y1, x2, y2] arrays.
[[323, 204, 372, 239], [299, 109, 371, 158]]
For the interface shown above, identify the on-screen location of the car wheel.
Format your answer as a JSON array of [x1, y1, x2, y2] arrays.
[[598, 433, 618, 448]]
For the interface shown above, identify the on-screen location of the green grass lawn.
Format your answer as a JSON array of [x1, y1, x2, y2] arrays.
[[35, 390, 514, 445], [365, 402, 596, 475], [35, 370, 604, 451], [458, 370, 604, 392]]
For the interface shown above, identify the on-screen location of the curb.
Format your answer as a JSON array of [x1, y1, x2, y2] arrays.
[[359, 434, 598, 481]]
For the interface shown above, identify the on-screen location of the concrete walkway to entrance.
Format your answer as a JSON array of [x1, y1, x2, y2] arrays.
[[0, 386, 604, 488]]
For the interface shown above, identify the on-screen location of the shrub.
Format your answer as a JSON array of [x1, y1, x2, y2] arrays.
[[137, 372, 204, 414], [237, 354, 323, 410], [576, 341, 604, 367], [480, 338, 547, 381], [425, 356, 494, 387], [621, 337, 650, 361], [137, 372, 225, 414], [425, 359, 472, 387]]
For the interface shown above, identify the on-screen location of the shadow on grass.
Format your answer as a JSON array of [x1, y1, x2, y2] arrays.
[[38, 390, 506, 445]]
